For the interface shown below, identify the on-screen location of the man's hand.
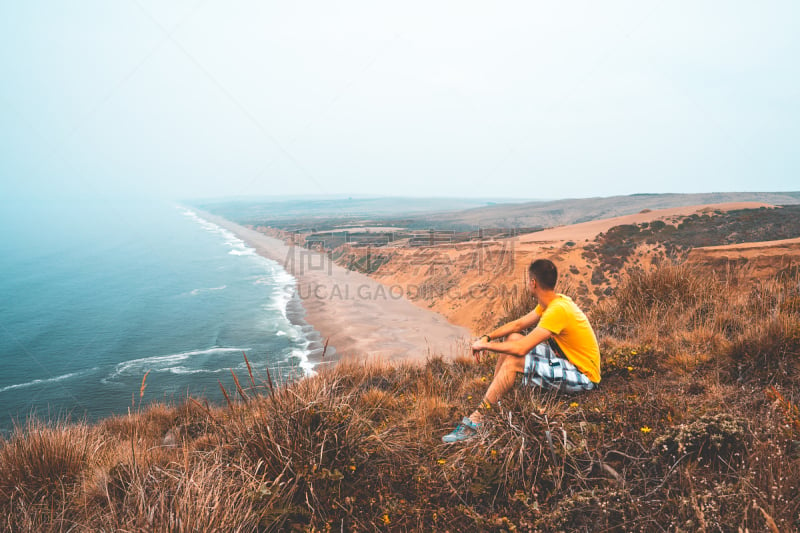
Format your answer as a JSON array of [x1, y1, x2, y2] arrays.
[[471, 338, 490, 363]]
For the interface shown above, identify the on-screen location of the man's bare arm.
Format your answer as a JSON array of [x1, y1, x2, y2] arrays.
[[474, 326, 552, 358], [481, 309, 541, 341]]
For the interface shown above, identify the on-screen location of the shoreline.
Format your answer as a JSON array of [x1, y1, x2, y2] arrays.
[[182, 207, 323, 375], [195, 211, 470, 365]]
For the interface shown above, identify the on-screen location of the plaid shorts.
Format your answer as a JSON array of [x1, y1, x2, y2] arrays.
[[521, 340, 595, 393]]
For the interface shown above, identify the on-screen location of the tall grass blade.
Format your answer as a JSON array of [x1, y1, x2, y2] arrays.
[[242, 351, 256, 391], [230, 370, 248, 402], [218, 380, 233, 410]]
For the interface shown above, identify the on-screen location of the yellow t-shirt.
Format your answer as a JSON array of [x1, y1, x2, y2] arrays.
[[535, 294, 601, 383]]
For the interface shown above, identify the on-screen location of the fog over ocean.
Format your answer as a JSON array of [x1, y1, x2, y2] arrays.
[[0, 199, 320, 433]]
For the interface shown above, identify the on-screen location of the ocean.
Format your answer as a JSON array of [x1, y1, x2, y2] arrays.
[[0, 198, 321, 433]]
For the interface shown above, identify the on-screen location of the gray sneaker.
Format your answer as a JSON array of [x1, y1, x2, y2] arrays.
[[442, 417, 480, 443]]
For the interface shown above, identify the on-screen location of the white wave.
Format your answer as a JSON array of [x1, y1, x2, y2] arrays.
[[0, 369, 93, 393], [182, 209, 222, 233], [288, 348, 317, 377], [103, 347, 248, 382], [189, 285, 227, 296], [252, 264, 299, 328], [268, 264, 296, 285], [275, 322, 302, 341], [166, 367, 228, 375], [181, 209, 257, 257], [264, 302, 287, 322], [260, 284, 295, 322]]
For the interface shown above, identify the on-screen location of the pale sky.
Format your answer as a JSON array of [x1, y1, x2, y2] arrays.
[[1, 1, 798, 201]]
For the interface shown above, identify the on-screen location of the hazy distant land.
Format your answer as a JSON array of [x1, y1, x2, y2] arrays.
[[196, 191, 800, 231]]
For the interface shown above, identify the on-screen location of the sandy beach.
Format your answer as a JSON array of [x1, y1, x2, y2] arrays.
[[198, 211, 470, 366]]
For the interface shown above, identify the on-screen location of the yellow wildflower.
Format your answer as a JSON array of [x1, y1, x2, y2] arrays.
[[349, 465, 356, 472], [382, 514, 390, 525], [490, 449, 497, 457], [631, 350, 638, 355], [467, 395, 473, 400], [481, 376, 487, 382], [569, 401, 579, 408], [437, 459, 446, 465], [640, 426, 652, 434], [627, 366, 633, 372]]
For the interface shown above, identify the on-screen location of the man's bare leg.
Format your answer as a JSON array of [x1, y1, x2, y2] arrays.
[[469, 333, 527, 424]]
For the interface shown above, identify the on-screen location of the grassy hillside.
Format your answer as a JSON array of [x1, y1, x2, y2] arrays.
[[586, 205, 800, 266], [1, 263, 799, 531], [581, 205, 800, 298]]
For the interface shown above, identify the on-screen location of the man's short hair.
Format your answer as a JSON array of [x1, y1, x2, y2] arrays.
[[529, 259, 557, 290]]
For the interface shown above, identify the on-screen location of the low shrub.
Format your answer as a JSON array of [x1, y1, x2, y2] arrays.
[[728, 314, 800, 386]]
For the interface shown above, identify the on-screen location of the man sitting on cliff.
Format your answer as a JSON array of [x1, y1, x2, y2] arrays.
[[443, 258, 600, 443]]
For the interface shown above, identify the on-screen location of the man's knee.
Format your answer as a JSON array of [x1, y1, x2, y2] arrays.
[[498, 353, 526, 373]]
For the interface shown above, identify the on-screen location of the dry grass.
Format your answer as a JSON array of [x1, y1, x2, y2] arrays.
[[1, 261, 799, 531]]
